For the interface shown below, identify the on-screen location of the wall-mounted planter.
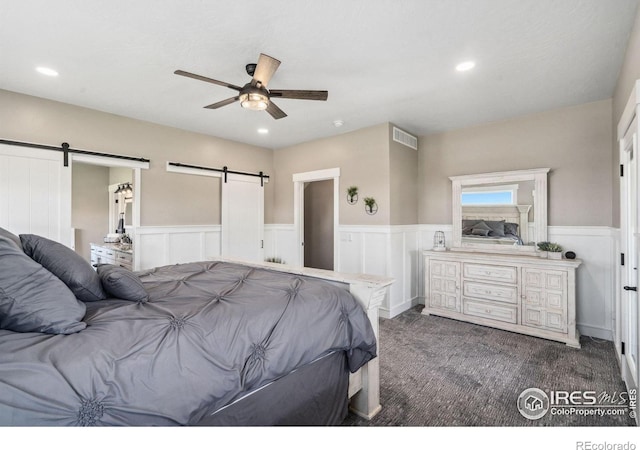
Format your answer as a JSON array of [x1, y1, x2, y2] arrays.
[[347, 186, 359, 205], [364, 197, 378, 215]]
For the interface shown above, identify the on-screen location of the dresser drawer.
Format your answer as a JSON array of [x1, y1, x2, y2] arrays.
[[114, 252, 133, 264], [463, 263, 517, 284], [463, 281, 518, 304], [463, 299, 518, 324]]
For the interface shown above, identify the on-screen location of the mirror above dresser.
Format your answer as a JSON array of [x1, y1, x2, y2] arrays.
[[450, 168, 550, 254]]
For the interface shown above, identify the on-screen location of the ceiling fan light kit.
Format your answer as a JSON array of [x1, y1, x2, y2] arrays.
[[239, 92, 269, 111], [175, 53, 328, 120]]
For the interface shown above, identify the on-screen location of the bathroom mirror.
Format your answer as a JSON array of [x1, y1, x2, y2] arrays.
[[450, 168, 549, 253]]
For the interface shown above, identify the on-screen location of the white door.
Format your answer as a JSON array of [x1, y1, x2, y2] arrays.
[[221, 173, 264, 262], [620, 116, 639, 394], [0, 143, 72, 246]]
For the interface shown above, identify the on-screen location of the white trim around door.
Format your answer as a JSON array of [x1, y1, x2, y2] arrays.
[[293, 168, 340, 269]]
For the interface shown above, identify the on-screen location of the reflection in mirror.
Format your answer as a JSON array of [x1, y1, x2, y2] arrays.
[[109, 169, 134, 235], [450, 168, 549, 253], [125, 199, 133, 227]]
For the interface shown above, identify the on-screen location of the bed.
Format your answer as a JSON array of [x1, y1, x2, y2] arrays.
[[461, 205, 531, 246], [0, 228, 390, 426]]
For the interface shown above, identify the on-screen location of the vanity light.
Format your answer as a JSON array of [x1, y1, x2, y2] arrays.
[[36, 66, 59, 77], [455, 61, 475, 72]]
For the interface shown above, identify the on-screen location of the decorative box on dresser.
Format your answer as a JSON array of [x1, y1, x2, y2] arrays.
[[422, 250, 582, 348], [90, 243, 133, 271]]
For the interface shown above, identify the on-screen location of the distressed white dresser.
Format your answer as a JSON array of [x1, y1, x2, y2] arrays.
[[422, 250, 582, 348], [90, 243, 133, 271]]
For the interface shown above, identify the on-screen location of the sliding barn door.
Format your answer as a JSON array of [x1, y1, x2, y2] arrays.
[[221, 173, 264, 262], [0, 143, 72, 247]]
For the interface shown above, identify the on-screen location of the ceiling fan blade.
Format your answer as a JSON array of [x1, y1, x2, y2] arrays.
[[251, 54, 281, 87], [204, 96, 240, 109], [174, 70, 242, 91], [266, 101, 287, 120], [269, 89, 328, 101]]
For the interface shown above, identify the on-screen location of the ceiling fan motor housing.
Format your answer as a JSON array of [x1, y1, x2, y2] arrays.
[[245, 63, 257, 77]]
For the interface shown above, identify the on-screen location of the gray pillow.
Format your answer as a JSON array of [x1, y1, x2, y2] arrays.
[[471, 228, 490, 236], [0, 226, 22, 251], [0, 237, 86, 334], [485, 220, 506, 237], [504, 222, 519, 236], [20, 234, 107, 303], [462, 219, 482, 235], [471, 220, 491, 232], [97, 264, 149, 303]]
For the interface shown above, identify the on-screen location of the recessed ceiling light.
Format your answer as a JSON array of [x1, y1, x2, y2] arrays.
[[36, 66, 59, 77], [455, 61, 475, 72], [333, 119, 344, 127], [257, 128, 269, 134]]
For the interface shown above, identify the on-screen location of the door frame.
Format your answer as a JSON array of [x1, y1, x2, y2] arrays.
[[71, 154, 148, 269], [293, 168, 340, 269], [617, 79, 640, 404]]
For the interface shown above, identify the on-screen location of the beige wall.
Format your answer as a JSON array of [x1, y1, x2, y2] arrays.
[[612, 5, 640, 227], [72, 163, 109, 262], [273, 123, 391, 225], [389, 124, 418, 225], [419, 99, 613, 226], [0, 89, 274, 226], [109, 167, 132, 185]]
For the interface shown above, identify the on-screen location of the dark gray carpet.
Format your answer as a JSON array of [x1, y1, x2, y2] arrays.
[[342, 306, 635, 426]]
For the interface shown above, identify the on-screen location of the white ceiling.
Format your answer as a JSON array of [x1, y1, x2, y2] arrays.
[[0, 0, 638, 149]]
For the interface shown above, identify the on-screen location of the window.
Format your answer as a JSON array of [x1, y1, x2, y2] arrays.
[[461, 184, 518, 206]]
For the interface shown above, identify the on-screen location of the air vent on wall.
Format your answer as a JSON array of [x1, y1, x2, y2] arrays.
[[393, 127, 418, 150]]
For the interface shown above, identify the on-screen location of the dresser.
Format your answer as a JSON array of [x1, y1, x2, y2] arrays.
[[422, 250, 582, 348], [90, 243, 133, 271]]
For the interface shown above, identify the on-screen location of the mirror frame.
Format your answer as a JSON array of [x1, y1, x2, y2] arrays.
[[450, 168, 550, 253]]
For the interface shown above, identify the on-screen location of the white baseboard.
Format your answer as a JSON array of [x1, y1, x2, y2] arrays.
[[577, 324, 613, 341]]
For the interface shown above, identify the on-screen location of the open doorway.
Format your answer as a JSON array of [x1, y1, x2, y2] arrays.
[[293, 168, 340, 270], [72, 164, 134, 262], [304, 180, 334, 270]]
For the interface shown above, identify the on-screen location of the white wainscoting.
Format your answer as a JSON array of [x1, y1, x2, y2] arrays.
[[134, 223, 617, 340], [264, 224, 423, 319], [263, 224, 297, 266], [547, 226, 617, 341], [134, 225, 221, 270], [338, 225, 422, 318]]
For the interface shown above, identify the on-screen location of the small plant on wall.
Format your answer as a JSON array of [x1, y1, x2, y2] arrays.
[[347, 186, 359, 204], [364, 197, 378, 215]]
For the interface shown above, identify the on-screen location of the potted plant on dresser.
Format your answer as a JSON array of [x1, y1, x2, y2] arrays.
[[537, 241, 563, 259]]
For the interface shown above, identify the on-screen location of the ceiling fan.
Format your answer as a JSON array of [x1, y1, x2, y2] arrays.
[[174, 53, 328, 120]]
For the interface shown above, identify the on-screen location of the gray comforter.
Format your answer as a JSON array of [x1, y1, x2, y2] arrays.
[[0, 261, 376, 426]]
